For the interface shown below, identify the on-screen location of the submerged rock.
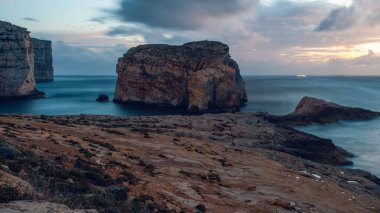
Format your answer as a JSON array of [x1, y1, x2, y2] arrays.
[[0, 21, 44, 98], [31, 38, 54, 82], [114, 41, 247, 113]]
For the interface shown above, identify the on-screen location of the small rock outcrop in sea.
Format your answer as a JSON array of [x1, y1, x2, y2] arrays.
[[31, 38, 54, 82], [96, 94, 109, 102], [270, 96, 380, 126], [114, 41, 247, 113], [0, 21, 45, 99]]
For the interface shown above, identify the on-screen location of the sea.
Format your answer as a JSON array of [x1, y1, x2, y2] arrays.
[[0, 75, 379, 176]]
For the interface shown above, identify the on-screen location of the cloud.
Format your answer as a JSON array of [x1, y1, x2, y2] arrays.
[[88, 17, 108, 24], [53, 41, 127, 75], [112, 0, 257, 30], [105, 25, 191, 44], [22, 17, 39, 22], [329, 49, 380, 66], [106, 26, 142, 37], [316, 0, 380, 31]]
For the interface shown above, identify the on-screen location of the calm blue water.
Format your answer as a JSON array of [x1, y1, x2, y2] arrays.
[[0, 75, 379, 175]]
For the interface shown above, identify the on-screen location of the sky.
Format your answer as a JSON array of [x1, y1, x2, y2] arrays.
[[1, 0, 380, 75]]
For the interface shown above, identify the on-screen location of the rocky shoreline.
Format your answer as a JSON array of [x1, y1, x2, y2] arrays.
[[0, 90, 46, 100], [0, 97, 379, 212]]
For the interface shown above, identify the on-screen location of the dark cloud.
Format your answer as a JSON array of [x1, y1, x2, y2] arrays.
[[112, 0, 256, 30], [22, 17, 39, 22], [315, 6, 355, 31], [88, 17, 108, 24], [251, 1, 332, 47], [106, 25, 191, 44], [106, 26, 142, 37], [316, 0, 380, 31]]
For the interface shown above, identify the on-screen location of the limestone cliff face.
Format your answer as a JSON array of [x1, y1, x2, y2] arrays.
[[0, 21, 37, 97], [114, 41, 247, 113], [31, 38, 53, 82]]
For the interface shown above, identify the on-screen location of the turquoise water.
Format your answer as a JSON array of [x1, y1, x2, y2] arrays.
[[0, 75, 379, 175], [0, 76, 184, 116]]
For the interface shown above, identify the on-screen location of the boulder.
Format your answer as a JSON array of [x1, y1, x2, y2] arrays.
[[96, 94, 109, 102], [0, 20, 45, 99], [114, 41, 247, 113], [31, 38, 54, 82]]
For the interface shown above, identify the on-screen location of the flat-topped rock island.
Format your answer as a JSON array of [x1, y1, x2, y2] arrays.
[[114, 41, 247, 113]]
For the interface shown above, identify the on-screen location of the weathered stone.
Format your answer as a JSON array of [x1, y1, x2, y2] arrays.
[[31, 38, 53, 82], [114, 41, 247, 113], [0, 21, 45, 98], [0, 201, 98, 213]]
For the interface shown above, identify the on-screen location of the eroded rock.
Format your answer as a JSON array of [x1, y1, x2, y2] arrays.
[[114, 41, 247, 113]]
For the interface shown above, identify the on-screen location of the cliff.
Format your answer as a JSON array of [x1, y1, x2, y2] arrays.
[[31, 38, 54, 82], [0, 21, 44, 98], [114, 41, 247, 113]]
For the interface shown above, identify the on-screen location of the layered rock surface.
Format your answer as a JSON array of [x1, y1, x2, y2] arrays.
[[114, 41, 247, 113], [31, 38, 53, 82]]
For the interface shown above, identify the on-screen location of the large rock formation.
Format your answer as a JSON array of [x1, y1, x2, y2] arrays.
[[114, 41, 247, 113], [31, 38, 53, 82], [0, 21, 44, 98]]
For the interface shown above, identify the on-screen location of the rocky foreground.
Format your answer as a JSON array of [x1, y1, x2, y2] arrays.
[[0, 97, 379, 212]]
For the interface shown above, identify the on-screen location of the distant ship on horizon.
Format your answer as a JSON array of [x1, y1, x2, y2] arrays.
[[297, 74, 307, 77]]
